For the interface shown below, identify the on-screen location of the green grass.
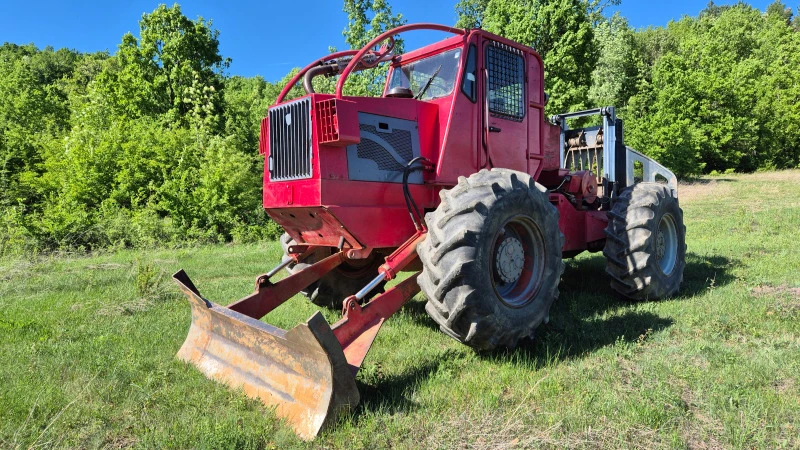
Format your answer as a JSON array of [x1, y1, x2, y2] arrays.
[[2, 171, 799, 449]]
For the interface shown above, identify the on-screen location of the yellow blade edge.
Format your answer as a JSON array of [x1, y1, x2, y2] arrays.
[[174, 271, 360, 440]]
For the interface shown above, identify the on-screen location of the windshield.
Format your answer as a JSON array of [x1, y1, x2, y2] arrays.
[[388, 48, 462, 100]]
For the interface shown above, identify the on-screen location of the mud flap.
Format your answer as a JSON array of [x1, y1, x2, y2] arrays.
[[173, 270, 359, 440]]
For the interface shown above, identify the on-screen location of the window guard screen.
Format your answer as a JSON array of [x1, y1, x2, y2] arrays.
[[486, 42, 525, 122]]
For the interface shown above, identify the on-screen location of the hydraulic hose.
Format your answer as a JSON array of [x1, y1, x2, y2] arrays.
[[302, 64, 337, 94]]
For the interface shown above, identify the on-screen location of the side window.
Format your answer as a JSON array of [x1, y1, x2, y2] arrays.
[[461, 44, 477, 102], [486, 42, 525, 122]]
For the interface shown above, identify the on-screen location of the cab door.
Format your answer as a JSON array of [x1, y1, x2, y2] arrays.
[[481, 39, 528, 173]]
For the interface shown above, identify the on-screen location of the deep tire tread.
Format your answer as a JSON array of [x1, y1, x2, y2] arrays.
[[418, 169, 565, 351], [603, 183, 686, 301]]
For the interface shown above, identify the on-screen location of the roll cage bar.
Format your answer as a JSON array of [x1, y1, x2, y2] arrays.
[[274, 23, 466, 105]]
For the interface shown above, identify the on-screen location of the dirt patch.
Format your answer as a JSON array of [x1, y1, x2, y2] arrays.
[[774, 377, 796, 395], [433, 409, 666, 449], [759, 285, 800, 319], [680, 389, 726, 450], [678, 179, 735, 202], [689, 356, 710, 371], [741, 170, 800, 183], [678, 169, 800, 203], [616, 356, 645, 393], [0, 260, 37, 282], [752, 284, 800, 299], [103, 433, 138, 449], [85, 263, 126, 270]]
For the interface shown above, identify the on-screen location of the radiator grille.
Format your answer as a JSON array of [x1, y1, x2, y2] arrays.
[[268, 97, 313, 181]]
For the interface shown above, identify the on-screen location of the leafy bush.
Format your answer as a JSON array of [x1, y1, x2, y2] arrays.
[[3, 2, 800, 256]]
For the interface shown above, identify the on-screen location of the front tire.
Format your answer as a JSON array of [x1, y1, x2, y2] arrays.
[[603, 183, 686, 300], [418, 169, 565, 351]]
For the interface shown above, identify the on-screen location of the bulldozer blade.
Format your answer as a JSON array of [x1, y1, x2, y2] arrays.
[[173, 270, 359, 440]]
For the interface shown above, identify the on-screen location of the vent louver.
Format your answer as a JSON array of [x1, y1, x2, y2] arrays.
[[268, 97, 313, 181]]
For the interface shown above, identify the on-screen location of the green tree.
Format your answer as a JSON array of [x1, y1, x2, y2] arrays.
[[625, 4, 765, 175], [588, 13, 638, 108], [765, 0, 793, 23], [753, 1, 800, 169], [222, 76, 275, 151], [25, 3, 268, 251], [584, 0, 621, 26], [94, 4, 229, 128], [455, 0, 490, 28], [480, 0, 597, 115], [0, 44, 78, 208], [340, 0, 406, 96]]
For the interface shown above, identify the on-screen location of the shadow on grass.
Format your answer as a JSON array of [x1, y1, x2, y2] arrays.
[[504, 311, 673, 366], [356, 251, 738, 414], [679, 176, 737, 185], [677, 252, 738, 298], [354, 355, 452, 415], [536, 251, 736, 322], [398, 296, 438, 329], [403, 251, 737, 333]]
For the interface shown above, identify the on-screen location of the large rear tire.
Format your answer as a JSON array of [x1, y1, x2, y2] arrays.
[[280, 233, 385, 309], [603, 182, 686, 300], [418, 169, 565, 351]]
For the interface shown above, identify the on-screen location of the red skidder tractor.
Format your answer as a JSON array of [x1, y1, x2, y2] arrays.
[[172, 23, 686, 439]]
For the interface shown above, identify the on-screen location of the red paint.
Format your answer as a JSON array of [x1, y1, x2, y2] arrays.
[[227, 251, 347, 319], [331, 231, 426, 373], [550, 193, 609, 256], [332, 274, 421, 372], [259, 23, 617, 353], [262, 24, 611, 274], [335, 24, 467, 100], [379, 230, 427, 279], [315, 98, 360, 146], [178, 23, 623, 439], [263, 29, 591, 251]]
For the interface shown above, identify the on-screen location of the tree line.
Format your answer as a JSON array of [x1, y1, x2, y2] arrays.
[[1, 1, 798, 255]]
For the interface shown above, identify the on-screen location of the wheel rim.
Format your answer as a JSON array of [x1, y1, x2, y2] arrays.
[[491, 215, 545, 308], [656, 213, 678, 275]]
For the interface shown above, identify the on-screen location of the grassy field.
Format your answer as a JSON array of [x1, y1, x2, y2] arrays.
[[1, 171, 799, 449]]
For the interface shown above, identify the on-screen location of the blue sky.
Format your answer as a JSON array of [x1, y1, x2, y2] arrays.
[[0, 0, 782, 83]]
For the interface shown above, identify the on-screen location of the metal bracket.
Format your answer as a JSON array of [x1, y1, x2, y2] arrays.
[[346, 247, 374, 260], [624, 146, 679, 197], [228, 251, 348, 320], [331, 274, 421, 373], [550, 106, 617, 184]]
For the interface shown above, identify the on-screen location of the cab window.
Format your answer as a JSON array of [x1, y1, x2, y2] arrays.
[[486, 43, 525, 121]]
